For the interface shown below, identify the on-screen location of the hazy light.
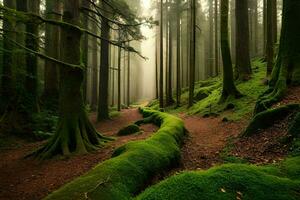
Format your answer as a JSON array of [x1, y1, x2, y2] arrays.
[[142, 0, 151, 10]]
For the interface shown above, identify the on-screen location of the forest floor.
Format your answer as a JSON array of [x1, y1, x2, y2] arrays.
[[0, 87, 299, 200], [0, 109, 157, 200]]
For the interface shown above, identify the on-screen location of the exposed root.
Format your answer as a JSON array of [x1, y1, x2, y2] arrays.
[[29, 112, 113, 160]]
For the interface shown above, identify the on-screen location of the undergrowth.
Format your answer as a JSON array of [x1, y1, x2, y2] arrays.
[[148, 59, 267, 121]]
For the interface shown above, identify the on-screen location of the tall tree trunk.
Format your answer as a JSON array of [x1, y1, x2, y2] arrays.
[[220, 0, 242, 102], [25, 0, 40, 112], [266, 0, 275, 75], [230, 0, 236, 64], [0, 0, 16, 113], [255, 0, 300, 113], [33, 0, 110, 159], [159, 0, 164, 108], [272, 0, 277, 43], [166, 8, 174, 106], [263, 0, 267, 58], [235, 0, 252, 81], [214, 0, 219, 76], [117, 44, 121, 112], [98, 5, 110, 121], [176, 0, 181, 107], [43, 0, 61, 107], [91, 19, 99, 111], [188, 0, 196, 108], [127, 43, 131, 107]]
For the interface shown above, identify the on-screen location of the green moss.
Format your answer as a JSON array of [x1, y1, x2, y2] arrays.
[[148, 59, 267, 121], [289, 112, 300, 138], [44, 108, 186, 200], [136, 157, 300, 200], [243, 104, 300, 137], [118, 124, 141, 136]]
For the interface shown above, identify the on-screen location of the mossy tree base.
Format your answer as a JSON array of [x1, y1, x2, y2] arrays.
[[243, 104, 300, 137], [255, 0, 300, 114]]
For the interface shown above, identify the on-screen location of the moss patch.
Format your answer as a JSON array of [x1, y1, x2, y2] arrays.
[[136, 157, 300, 200], [44, 108, 186, 200], [118, 124, 141, 136], [148, 59, 267, 121]]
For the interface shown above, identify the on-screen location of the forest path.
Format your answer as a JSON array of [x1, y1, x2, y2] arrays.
[[178, 115, 246, 170], [0, 108, 157, 200]]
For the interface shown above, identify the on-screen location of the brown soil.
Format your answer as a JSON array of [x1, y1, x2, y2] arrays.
[[0, 108, 157, 200]]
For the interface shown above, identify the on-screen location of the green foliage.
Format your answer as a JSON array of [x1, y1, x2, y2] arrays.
[[117, 124, 141, 136], [31, 110, 58, 140], [136, 157, 300, 200], [148, 59, 267, 121], [44, 108, 186, 200]]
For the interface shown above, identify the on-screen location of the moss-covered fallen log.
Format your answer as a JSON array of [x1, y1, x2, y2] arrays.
[[242, 104, 300, 137], [44, 108, 186, 200]]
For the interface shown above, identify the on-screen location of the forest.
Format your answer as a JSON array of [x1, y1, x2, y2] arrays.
[[0, 0, 300, 199]]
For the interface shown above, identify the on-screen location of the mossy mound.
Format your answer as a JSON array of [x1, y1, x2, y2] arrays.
[[243, 104, 300, 137], [136, 157, 300, 200], [44, 108, 186, 200], [117, 124, 141, 136]]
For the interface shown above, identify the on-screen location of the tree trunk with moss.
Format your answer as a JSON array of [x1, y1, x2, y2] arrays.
[[98, 4, 110, 121], [220, 0, 242, 102], [33, 0, 110, 159], [0, 0, 16, 113], [25, 0, 40, 113], [266, 0, 275, 76], [235, 0, 252, 81], [43, 0, 61, 108], [255, 0, 300, 114]]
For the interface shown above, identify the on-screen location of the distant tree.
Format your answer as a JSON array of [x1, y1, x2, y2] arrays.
[[255, 0, 300, 113], [214, 0, 219, 76], [266, 0, 275, 75], [98, 3, 110, 121], [159, 0, 164, 108], [235, 0, 252, 81], [220, 0, 242, 102], [188, 0, 196, 107], [176, 0, 182, 107]]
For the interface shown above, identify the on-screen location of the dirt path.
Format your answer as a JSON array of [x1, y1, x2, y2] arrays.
[[0, 108, 157, 200], [179, 115, 246, 170]]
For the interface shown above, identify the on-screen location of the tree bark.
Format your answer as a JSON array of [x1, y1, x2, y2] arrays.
[[159, 0, 164, 108], [255, 0, 300, 114], [98, 5, 110, 120], [220, 0, 242, 102], [0, 0, 16, 113], [25, 0, 40, 112], [33, 0, 111, 159], [266, 0, 275, 75], [214, 0, 219, 76], [188, 0, 196, 108], [43, 0, 61, 106], [176, 0, 181, 107], [166, 5, 174, 106], [235, 0, 252, 81]]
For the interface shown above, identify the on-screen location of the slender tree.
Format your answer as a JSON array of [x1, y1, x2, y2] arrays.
[[266, 0, 275, 75], [255, 0, 300, 113], [220, 0, 242, 102], [98, 3, 110, 121], [25, 0, 40, 112], [159, 0, 164, 108], [235, 0, 252, 80], [214, 0, 219, 75], [176, 0, 181, 107], [188, 0, 196, 107], [0, 0, 16, 113], [127, 42, 131, 107]]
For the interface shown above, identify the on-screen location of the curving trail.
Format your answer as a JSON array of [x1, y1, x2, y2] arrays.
[[0, 109, 157, 200]]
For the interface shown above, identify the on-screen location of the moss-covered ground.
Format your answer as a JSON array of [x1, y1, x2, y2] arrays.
[[136, 156, 300, 200], [149, 59, 267, 121]]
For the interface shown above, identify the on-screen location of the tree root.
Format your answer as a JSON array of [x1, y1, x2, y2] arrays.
[[243, 104, 300, 137], [29, 112, 113, 160]]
